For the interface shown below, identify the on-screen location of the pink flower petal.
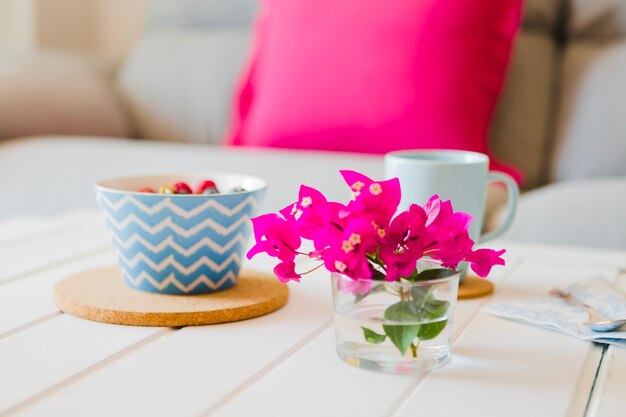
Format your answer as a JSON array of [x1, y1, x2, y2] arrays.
[[467, 248, 506, 277], [273, 260, 301, 283]]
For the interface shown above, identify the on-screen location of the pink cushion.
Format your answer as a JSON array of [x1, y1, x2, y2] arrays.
[[227, 0, 524, 184]]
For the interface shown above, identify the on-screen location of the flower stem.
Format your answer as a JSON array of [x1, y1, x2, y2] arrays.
[[409, 341, 419, 358], [399, 286, 411, 302], [298, 263, 325, 275]]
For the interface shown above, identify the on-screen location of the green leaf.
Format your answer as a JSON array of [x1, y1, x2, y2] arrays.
[[383, 302, 421, 355], [415, 268, 457, 282], [410, 286, 429, 306], [383, 324, 421, 356], [384, 301, 420, 322], [417, 320, 447, 340], [361, 327, 387, 344], [379, 295, 451, 354], [408, 286, 449, 320], [416, 299, 449, 341], [423, 299, 449, 318], [407, 286, 435, 317]]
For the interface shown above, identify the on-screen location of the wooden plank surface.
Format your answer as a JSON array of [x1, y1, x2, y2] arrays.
[[392, 260, 619, 417], [593, 348, 626, 417], [210, 327, 416, 417], [0, 251, 116, 338], [0, 212, 91, 248], [9, 266, 333, 417], [0, 214, 624, 417], [587, 271, 626, 417], [196, 258, 518, 417], [0, 213, 110, 284], [6, 251, 518, 417], [0, 314, 163, 414], [0, 211, 116, 338]]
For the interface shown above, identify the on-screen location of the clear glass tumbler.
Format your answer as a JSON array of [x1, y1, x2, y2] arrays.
[[331, 266, 460, 374]]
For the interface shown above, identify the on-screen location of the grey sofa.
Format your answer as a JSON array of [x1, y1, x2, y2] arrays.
[[491, 0, 626, 249], [1, 0, 626, 250], [116, 0, 626, 188]]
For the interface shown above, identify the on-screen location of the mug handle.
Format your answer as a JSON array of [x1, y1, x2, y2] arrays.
[[479, 172, 519, 243]]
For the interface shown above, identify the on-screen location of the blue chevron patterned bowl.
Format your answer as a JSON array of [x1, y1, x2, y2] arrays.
[[95, 174, 266, 295]]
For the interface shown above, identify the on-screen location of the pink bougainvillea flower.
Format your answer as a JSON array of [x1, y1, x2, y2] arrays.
[[279, 185, 328, 237], [466, 248, 506, 277], [323, 246, 373, 279], [338, 217, 380, 255], [427, 208, 472, 244], [247, 213, 301, 262], [340, 170, 401, 228], [424, 195, 466, 230], [426, 224, 474, 270], [280, 184, 352, 251], [422, 195, 475, 269], [379, 246, 416, 281], [273, 260, 301, 283], [319, 217, 379, 279], [384, 204, 428, 247], [309, 201, 352, 250], [431, 239, 474, 270], [423, 194, 442, 226], [248, 171, 507, 285], [379, 204, 429, 280]]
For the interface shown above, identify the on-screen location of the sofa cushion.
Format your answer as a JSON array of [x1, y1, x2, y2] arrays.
[[547, 1, 626, 181], [499, 178, 626, 250], [0, 51, 129, 140], [522, 0, 563, 31], [549, 0, 626, 182], [568, 0, 626, 39], [489, 0, 565, 190], [228, 0, 524, 184], [490, 31, 558, 189], [551, 41, 626, 181], [145, 0, 258, 31], [117, 29, 251, 143]]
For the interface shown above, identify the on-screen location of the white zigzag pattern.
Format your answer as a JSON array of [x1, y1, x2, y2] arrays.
[[118, 251, 241, 274], [103, 212, 249, 237], [123, 270, 237, 293], [111, 233, 247, 256], [97, 193, 259, 219]]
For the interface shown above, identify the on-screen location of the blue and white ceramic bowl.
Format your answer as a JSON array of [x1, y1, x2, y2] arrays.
[[95, 174, 267, 295]]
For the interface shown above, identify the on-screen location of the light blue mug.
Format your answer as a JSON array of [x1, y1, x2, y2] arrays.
[[384, 149, 519, 249]]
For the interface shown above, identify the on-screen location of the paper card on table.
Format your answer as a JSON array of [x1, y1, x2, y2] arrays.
[[483, 277, 626, 348]]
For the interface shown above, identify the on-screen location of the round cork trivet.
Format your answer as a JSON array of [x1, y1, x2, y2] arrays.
[[458, 276, 494, 299], [54, 266, 288, 327]]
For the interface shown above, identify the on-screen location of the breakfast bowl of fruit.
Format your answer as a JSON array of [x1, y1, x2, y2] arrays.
[[95, 174, 267, 295]]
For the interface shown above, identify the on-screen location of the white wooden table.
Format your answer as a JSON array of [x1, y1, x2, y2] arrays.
[[1, 209, 625, 417], [0, 135, 624, 417]]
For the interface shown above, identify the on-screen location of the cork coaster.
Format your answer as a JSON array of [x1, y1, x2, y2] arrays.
[[458, 276, 494, 300], [54, 266, 288, 327]]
